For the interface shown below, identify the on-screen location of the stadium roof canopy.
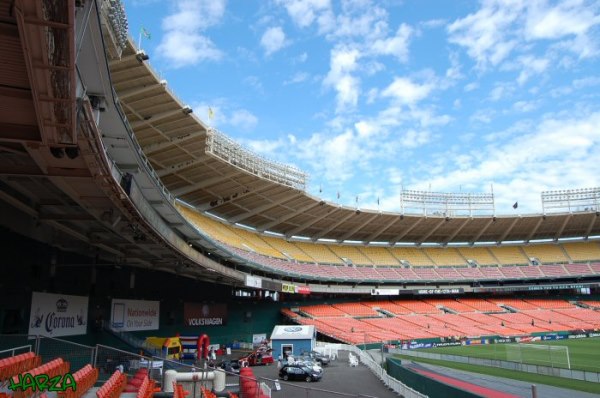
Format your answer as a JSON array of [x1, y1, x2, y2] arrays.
[[0, 0, 242, 285], [109, 43, 600, 245]]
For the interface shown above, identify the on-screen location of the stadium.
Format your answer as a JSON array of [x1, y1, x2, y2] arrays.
[[0, 1, 600, 398]]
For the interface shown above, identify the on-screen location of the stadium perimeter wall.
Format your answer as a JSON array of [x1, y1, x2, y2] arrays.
[[386, 357, 481, 398], [391, 347, 600, 383]]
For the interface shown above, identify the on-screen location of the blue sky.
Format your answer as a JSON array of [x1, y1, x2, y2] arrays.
[[123, 0, 600, 215]]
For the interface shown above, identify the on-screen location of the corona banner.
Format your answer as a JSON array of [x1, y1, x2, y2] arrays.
[[28, 292, 88, 338]]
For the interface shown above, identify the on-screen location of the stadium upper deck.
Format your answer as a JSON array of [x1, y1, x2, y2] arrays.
[[108, 29, 600, 245], [0, 0, 598, 290]]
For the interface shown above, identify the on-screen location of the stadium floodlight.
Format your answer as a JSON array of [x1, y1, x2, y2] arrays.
[[205, 128, 307, 190], [541, 187, 600, 213], [135, 50, 149, 62]]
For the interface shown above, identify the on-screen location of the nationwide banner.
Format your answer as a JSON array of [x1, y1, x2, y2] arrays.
[[184, 303, 227, 326], [28, 292, 88, 338], [110, 299, 159, 331]]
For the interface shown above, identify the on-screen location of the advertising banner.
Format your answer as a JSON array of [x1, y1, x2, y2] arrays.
[[245, 275, 262, 289], [282, 283, 295, 293], [295, 286, 311, 295], [184, 303, 228, 326], [252, 333, 267, 345], [110, 299, 159, 331], [371, 288, 400, 295], [28, 292, 88, 337]]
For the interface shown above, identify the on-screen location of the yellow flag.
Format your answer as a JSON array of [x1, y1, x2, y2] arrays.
[[208, 107, 214, 120]]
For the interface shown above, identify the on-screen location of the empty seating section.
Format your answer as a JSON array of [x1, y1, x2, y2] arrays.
[[0, 352, 40, 382], [177, 205, 240, 247], [261, 236, 314, 262], [522, 244, 569, 264], [562, 241, 600, 262], [239, 367, 269, 398], [96, 370, 127, 398], [390, 247, 433, 266], [231, 228, 283, 258], [289, 298, 600, 343], [123, 368, 154, 396], [0, 355, 99, 398], [172, 382, 187, 398], [424, 299, 476, 313], [458, 247, 498, 265], [580, 300, 600, 309], [301, 304, 347, 317], [12, 358, 70, 398], [489, 246, 528, 265], [332, 303, 380, 316], [457, 298, 502, 312], [554, 308, 600, 322], [479, 266, 504, 279], [519, 265, 544, 277], [360, 246, 401, 266], [294, 242, 342, 264], [176, 204, 600, 285], [455, 267, 485, 279], [280, 308, 299, 319], [226, 243, 600, 282], [328, 245, 373, 265], [423, 248, 466, 266], [367, 301, 413, 315], [136, 376, 156, 398], [434, 267, 462, 280], [490, 298, 539, 310], [394, 300, 440, 314], [59, 364, 99, 398], [523, 299, 575, 309], [540, 264, 568, 277], [565, 263, 593, 276], [498, 266, 526, 279]]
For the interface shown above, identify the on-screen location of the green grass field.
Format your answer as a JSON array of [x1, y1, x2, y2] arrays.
[[419, 337, 600, 372], [393, 353, 600, 395]]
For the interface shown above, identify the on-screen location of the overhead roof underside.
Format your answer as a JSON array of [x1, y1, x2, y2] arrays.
[[109, 41, 600, 245], [0, 0, 239, 285]]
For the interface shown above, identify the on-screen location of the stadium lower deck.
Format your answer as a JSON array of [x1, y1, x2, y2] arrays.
[[282, 299, 600, 344]]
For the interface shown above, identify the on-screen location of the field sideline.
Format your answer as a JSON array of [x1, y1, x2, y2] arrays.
[[418, 337, 600, 372]]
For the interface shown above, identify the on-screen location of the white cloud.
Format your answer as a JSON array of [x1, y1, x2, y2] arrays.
[[488, 82, 515, 101], [515, 55, 549, 85], [261, 26, 288, 56], [381, 77, 433, 105], [244, 76, 264, 94], [295, 52, 308, 63], [371, 23, 413, 62], [156, 0, 226, 67], [192, 102, 257, 132], [326, 5, 388, 40], [229, 109, 258, 131], [513, 100, 540, 112], [525, 0, 600, 40], [284, 72, 310, 85], [464, 82, 479, 92], [276, 0, 332, 29], [447, 0, 524, 69], [323, 47, 362, 112], [415, 112, 600, 212]]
